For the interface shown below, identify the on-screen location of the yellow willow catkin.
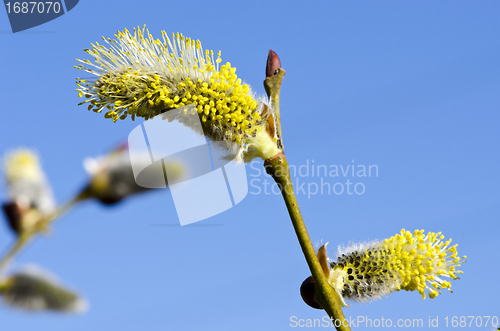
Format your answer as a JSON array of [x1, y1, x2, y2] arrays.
[[75, 26, 280, 161], [3, 149, 55, 215], [0, 269, 86, 312], [328, 229, 465, 306]]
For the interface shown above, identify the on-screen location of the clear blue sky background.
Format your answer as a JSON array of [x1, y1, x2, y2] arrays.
[[1, 1, 499, 330]]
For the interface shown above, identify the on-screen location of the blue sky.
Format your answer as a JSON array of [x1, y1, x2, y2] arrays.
[[1, 1, 499, 330]]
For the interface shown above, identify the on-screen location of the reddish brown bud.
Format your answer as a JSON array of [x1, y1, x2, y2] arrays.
[[266, 50, 281, 78], [2, 202, 24, 235], [300, 276, 323, 309]]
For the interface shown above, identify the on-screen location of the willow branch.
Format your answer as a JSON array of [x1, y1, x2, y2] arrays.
[[0, 193, 87, 273], [263, 51, 351, 331]]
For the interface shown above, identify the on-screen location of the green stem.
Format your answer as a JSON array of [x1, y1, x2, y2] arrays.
[[263, 52, 351, 331], [264, 154, 351, 331], [0, 193, 86, 273]]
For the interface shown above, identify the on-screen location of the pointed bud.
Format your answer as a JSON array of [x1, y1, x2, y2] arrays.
[[2, 202, 24, 234], [266, 50, 281, 78], [317, 243, 330, 278]]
